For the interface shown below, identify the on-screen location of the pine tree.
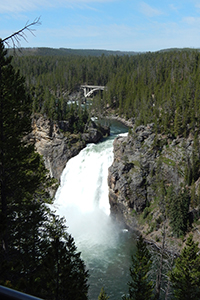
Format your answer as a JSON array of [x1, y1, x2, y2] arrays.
[[170, 235, 200, 300], [41, 214, 89, 300], [0, 40, 53, 290], [174, 105, 182, 137], [0, 41, 90, 300], [167, 186, 189, 237], [192, 132, 200, 182], [98, 287, 110, 300], [126, 235, 154, 300]]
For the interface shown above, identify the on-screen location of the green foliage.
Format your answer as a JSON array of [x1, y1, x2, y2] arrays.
[[65, 103, 89, 133], [40, 214, 89, 300], [11, 48, 200, 138], [191, 132, 200, 181], [174, 106, 182, 137], [185, 132, 200, 185], [143, 207, 150, 219], [126, 235, 154, 300], [8, 47, 138, 57], [166, 185, 190, 237], [170, 235, 200, 300], [0, 41, 50, 279], [0, 41, 89, 299], [98, 287, 110, 300]]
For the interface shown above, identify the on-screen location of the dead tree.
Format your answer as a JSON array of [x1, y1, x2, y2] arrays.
[[155, 222, 166, 299], [2, 17, 41, 49], [150, 221, 176, 300]]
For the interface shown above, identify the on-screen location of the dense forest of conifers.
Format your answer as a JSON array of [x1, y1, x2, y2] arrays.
[[11, 49, 200, 138], [1, 45, 200, 299], [0, 43, 89, 299]]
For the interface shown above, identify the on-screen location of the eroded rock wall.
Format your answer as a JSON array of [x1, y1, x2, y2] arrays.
[[108, 123, 194, 230], [29, 115, 109, 181]]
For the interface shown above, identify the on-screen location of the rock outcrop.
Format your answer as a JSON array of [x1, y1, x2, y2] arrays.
[[108, 123, 195, 233], [29, 115, 109, 181]]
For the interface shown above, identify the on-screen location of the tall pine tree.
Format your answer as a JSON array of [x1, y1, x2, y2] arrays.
[[123, 235, 154, 300], [40, 214, 89, 300], [0, 40, 89, 300], [0, 39, 53, 290], [170, 235, 200, 300]]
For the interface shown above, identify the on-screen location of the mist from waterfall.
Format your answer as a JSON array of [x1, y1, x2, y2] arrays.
[[54, 121, 136, 299]]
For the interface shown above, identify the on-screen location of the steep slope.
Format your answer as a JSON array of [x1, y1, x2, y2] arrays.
[[108, 123, 200, 250]]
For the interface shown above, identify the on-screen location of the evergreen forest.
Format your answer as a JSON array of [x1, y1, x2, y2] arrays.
[[1, 41, 200, 299], [0, 42, 89, 299], [11, 48, 200, 138]]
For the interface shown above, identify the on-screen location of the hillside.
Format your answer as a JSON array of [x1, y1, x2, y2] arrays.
[[8, 46, 200, 57], [8, 47, 140, 57]]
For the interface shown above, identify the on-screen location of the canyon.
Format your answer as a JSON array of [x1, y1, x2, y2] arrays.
[[29, 115, 200, 251]]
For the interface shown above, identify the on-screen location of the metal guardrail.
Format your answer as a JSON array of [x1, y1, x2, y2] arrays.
[[0, 285, 43, 300]]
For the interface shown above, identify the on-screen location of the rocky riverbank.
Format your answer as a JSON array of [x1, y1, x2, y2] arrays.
[[97, 111, 135, 129], [108, 123, 200, 252]]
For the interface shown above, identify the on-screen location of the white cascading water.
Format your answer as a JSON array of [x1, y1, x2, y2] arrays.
[[54, 130, 133, 299]]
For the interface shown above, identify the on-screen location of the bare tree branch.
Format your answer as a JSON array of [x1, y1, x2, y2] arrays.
[[2, 17, 41, 49]]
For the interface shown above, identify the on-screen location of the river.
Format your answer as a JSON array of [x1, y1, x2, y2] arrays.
[[54, 120, 136, 300]]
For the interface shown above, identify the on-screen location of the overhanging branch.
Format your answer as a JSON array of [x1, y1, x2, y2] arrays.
[[2, 17, 41, 48]]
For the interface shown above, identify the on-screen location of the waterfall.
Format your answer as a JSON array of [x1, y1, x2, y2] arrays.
[[54, 130, 134, 300], [54, 137, 114, 241]]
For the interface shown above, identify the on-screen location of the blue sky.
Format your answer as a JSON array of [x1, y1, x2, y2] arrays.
[[1, 0, 200, 51]]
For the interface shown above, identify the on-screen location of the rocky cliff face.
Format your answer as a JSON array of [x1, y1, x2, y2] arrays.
[[108, 123, 195, 236], [29, 115, 109, 181]]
